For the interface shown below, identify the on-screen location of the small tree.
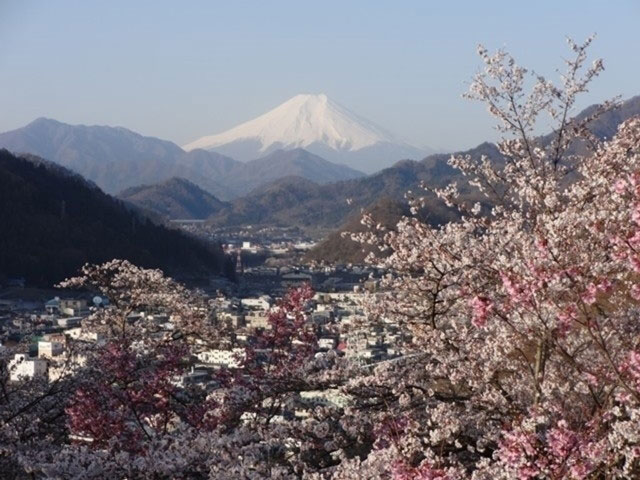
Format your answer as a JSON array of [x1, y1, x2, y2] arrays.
[[21, 261, 333, 478]]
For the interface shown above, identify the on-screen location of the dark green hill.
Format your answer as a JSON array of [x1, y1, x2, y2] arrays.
[[119, 177, 229, 220], [223, 148, 364, 196], [304, 197, 411, 264], [0, 150, 235, 286]]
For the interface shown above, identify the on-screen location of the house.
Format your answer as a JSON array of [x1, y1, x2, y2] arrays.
[[311, 311, 332, 325], [45, 297, 61, 315], [295, 389, 351, 416], [38, 340, 64, 359], [65, 327, 105, 344], [59, 298, 89, 317], [172, 367, 213, 388], [245, 311, 270, 330], [48, 354, 87, 382], [217, 311, 245, 329], [318, 337, 337, 350]]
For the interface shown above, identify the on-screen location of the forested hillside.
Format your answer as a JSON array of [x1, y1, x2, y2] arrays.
[[0, 150, 235, 285]]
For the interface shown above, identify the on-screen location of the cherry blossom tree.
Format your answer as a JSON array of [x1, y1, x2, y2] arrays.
[[0, 358, 74, 479], [339, 36, 640, 479], [12, 261, 339, 478]]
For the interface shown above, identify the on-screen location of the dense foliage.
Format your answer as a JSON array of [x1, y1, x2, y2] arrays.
[[1, 260, 327, 478]]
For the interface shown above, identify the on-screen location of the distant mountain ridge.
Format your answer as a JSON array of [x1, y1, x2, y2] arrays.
[[0, 118, 365, 200], [2, 95, 638, 233], [118, 149, 366, 217], [222, 148, 364, 196], [206, 152, 475, 230], [0, 149, 234, 286], [0, 118, 239, 198], [183, 93, 429, 173], [208, 95, 640, 231]]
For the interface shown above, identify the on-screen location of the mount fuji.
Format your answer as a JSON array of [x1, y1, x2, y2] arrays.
[[183, 94, 430, 173]]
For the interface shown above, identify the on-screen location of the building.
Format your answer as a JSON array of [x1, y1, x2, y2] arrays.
[[196, 348, 245, 368], [281, 273, 313, 288], [65, 327, 106, 344], [48, 354, 87, 382], [8, 354, 47, 381], [57, 317, 82, 328], [45, 297, 61, 315], [318, 337, 337, 350], [217, 311, 245, 329], [296, 389, 351, 416], [59, 298, 89, 317], [38, 340, 64, 359], [241, 296, 272, 311], [245, 311, 270, 330]]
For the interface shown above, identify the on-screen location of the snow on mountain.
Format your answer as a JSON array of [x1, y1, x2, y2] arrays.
[[183, 94, 429, 173]]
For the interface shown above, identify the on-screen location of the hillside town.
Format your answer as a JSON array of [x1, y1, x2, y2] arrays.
[[0, 257, 402, 419]]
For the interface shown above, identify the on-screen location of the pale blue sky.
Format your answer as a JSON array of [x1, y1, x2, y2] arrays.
[[1, 0, 638, 151]]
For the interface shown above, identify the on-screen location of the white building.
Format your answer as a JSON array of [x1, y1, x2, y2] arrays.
[[245, 311, 271, 330], [57, 317, 82, 328], [48, 354, 87, 382], [59, 298, 89, 317], [65, 327, 106, 344], [8, 354, 47, 381], [293, 241, 315, 251], [241, 296, 272, 311], [38, 341, 64, 359], [196, 348, 245, 368], [318, 337, 337, 350]]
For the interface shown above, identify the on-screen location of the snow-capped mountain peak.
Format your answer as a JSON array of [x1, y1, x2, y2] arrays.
[[184, 93, 397, 152], [183, 94, 428, 173]]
